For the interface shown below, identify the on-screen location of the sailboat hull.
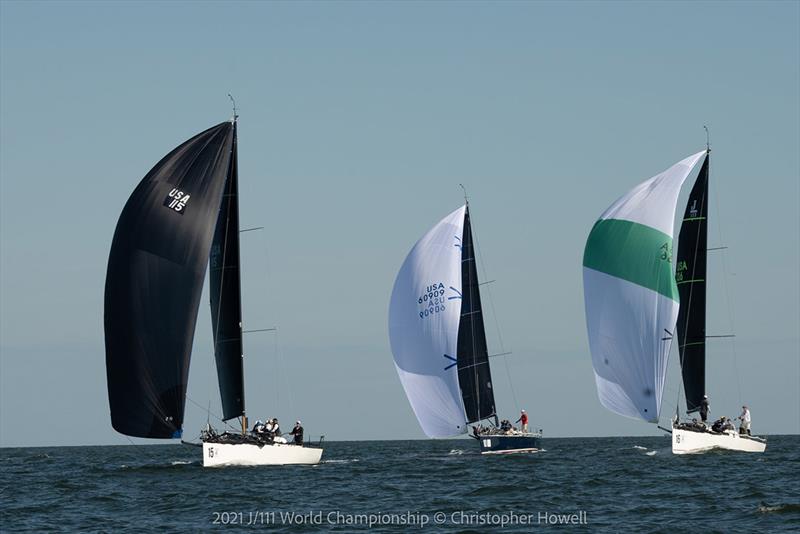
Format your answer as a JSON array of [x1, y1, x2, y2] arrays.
[[202, 441, 323, 467], [672, 426, 766, 454], [477, 433, 542, 454]]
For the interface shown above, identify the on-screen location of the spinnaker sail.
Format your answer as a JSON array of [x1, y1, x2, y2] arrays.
[[388, 205, 498, 438], [105, 122, 234, 439], [389, 206, 468, 438], [582, 150, 707, 422]]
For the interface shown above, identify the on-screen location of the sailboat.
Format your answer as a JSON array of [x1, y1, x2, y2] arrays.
[[582, 146, 766, 454], [104, 114, 323, 466], [671, 149, 766, 453], [388, 199, 541, 454]]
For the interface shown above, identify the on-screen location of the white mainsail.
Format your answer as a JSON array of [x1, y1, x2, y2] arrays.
[[389, 205, 468, 438], [583, 151, 707, 422]]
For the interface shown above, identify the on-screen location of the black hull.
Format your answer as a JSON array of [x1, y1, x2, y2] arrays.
[[477, 434, 542, 454]]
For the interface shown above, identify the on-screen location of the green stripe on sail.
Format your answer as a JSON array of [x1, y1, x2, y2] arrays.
[[583, 219, 679, 302]]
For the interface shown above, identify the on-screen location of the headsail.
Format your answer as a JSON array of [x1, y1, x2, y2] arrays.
[[105, 122, 234, 439], [456, 207, 496, 424], [676, 154, 709, 413], [582, 151, 707, 422], [389, 206, 468, 438], [209, 122, 245, 421]]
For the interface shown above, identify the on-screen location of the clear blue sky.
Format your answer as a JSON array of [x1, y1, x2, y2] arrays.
[[1, 1, 798, 447]]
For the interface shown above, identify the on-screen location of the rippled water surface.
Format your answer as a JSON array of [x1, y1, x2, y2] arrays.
[[2, 436, 798, 532]]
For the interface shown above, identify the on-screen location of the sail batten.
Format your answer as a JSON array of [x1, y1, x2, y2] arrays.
[[105, 122, 235, 439], [676, 154, 709, 413], [583, 150, 707, 423]]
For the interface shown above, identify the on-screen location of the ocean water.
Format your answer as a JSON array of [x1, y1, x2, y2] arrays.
[[1, 436, 798, 532]]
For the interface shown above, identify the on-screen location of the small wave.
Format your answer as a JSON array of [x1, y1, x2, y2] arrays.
[[632, 445, 648, 450], [170, 460, 194, 465], [322, 458, 359, 464], [758, 503, 800, 514], [646, 450, 657, 456], [448, 449, 464, 455]]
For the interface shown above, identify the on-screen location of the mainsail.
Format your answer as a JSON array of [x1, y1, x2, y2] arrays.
[[388, 205, 497, 438], [675, 153, 709, 413], [209, 122, 245, 421], [582, 151, 707, 423], [456, 208, 496, 424], [105, 122, 234, 439]]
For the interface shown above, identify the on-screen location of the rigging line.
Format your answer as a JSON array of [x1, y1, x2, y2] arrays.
[[276, 330, 296, 418], [185, 394, 239, 432], [711, 152, 743, 406], [468, 209, 520, 412]]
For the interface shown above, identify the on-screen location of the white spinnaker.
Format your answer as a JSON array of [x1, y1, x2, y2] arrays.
[[583, 151, 706, 422], [598, 151, 707, 235], [389, 206, 467, 438], [584, 269, 678, 421]]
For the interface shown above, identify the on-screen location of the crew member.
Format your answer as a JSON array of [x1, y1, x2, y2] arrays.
[[699, 395, 710, 423], [289, 421, 304, 445], [738, 405, 751, 435], [515, 410, 529, 432]]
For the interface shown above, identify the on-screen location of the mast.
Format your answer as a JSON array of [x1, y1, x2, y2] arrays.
[[675, 139, 710, 414]]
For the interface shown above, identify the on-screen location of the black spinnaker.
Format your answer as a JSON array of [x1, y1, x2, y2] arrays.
[[456, 207, 497, 424], [105, 122, 234, 439], [209, 122, 245, 421], [676, 152, 709, 413]]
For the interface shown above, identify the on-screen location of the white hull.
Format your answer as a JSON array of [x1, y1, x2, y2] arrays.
[[202, 442, 323, 467], [672, 427, 766, 454]]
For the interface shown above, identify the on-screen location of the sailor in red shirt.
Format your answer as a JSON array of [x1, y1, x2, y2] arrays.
[[516, 409, 529, 432]]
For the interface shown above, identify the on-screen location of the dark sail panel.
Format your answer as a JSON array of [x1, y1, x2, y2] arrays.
[[676, 153, 709, 413], [105, 122, 234, 439], [209, 123, 245, 421], [456, 208, 497, 424]]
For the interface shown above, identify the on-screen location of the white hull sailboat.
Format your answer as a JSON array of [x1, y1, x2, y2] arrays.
[[105, 111, 323, 466], [669, 141, 765, 454], [582, 141, 765, 455], [202, 441, 323, 467], [672, 427, 766, 454]]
